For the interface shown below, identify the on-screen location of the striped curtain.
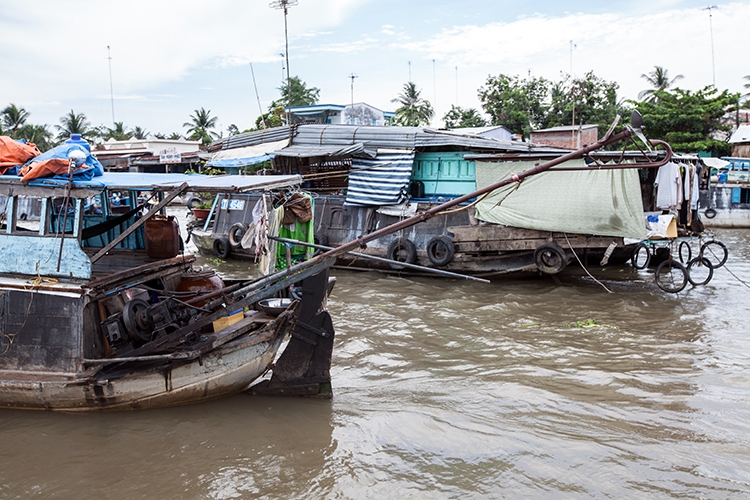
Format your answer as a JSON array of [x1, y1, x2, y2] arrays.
[[344, 152, 415, 206]]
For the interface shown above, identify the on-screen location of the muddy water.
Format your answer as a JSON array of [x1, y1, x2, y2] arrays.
[[0, 225, 749, 499]]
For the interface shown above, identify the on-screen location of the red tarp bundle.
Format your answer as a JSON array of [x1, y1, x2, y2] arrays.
[[19, 158, 86, 183], [0, 136, 41, 174]]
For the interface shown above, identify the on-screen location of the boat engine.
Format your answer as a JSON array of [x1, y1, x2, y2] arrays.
[[100, 294, 200, 354]]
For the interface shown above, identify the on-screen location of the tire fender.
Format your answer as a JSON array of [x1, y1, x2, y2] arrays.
[[426, 235, 455, 267], [213, 236, 231, 259], [704, 208, 717, 219], [534, 242, 567, 274], [228, 222, 248, 247], [386, 238, 417, 267], [186, 196, 201, 210]]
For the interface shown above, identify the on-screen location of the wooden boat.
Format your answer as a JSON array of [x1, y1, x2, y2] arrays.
[[196, 116, 673, 276], [0, 171, 337, 410]]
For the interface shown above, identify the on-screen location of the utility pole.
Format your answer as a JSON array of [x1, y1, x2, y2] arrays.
[[107, 45, 115, 126], [704, 5, 718, 87], [269, 0, 298, 125], [348, 73, 358, 125]]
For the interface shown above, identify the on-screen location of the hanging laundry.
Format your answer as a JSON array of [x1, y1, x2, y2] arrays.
[[654, 161, 683, 210]]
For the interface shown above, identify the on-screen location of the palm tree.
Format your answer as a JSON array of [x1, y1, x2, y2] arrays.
[[2, 104, 30, 134], [15, 124, 53, 151], [183, 108, 218, 147], [132, 126, 149, 140], [55, 110, 93, 142], [391, 82, 434, 126], [639, 66, 684, 102], [101, 122, 131, 141]]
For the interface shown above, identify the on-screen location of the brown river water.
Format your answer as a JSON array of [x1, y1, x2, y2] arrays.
[[1, 221, 749, 499]]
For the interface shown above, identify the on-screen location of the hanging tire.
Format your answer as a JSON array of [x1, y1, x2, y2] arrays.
[[654, 259, 688, 293], [426, 235, 455, 267], [534, 242, 567, 274], [387, 238, 417, 268], [687, 257, 714, 286], [631, 243, 651, 270], [704, 208, 717, 219], [678, 241, 692, 263], [213, 237, 231, 259], [700, 240, 728, 269], [186, 196, 201, 210], [228, 222, 248, 247], [313, 234, 328, 256]]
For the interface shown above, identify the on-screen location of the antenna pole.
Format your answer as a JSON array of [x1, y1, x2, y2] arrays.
[[107, 45, 115, 126]]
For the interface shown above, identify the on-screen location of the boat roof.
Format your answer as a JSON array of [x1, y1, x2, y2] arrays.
[[0, 172, 303, 195]]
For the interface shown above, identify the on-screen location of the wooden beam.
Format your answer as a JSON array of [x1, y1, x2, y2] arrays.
[[89, 183, 188, 264]]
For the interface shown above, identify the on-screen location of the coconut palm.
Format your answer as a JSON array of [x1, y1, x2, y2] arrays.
[[638, 66, 684, 102], [101, 122, 132, 141], [183, 108, 218, 147], [132, 126, 149, 140], [391, 82, 434, 127], [55, 110, 93, 142], [2, 104, 30, 134], [15, 124, 53, 151]]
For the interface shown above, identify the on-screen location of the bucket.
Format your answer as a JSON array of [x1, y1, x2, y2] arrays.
[[144, 214, 180, 259]]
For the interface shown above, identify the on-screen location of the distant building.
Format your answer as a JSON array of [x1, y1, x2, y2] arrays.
[[288, 103, 394, 126], [530, 124, 598, 150], [729, 124, 750, 157], [448, 125, 514, 142], [92, 137, 202, 173]]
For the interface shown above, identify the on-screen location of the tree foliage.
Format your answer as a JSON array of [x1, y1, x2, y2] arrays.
[[271, 76, 320, 108], [100, 122, 132, 141], [478, 74, 549, 140], [545, 71, 624, 134], [442, 105, 487, 129], [183, 108, 218, 147], [638, 66, 683, 103], [631, 86, 739, 155], [55, 110, 94, 142], [391, 82, 434, 127], [2, 104, 30, 133]]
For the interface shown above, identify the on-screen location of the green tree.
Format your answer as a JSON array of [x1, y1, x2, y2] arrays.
[[442, 105, 487, 128], [478, 74, 549, 139], [101, 122, 132, 141], [255, 106, 285, 129], [391, 82, 434, 127], [545, 71, 624, 135], [183, 108, 218, 147], [2, 104, 30, 134], [15, 124, 53, 151], [55, 110, 94, 142], [132, 126, 149, 140], [631, 86, 739, 155], [638, 66, 684, 103], [271, 76, 321, 108]]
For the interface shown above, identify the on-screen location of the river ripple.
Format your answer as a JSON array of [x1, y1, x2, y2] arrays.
[[0, 228, 748, 499]]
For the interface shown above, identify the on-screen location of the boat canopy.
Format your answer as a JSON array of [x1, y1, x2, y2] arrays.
[[0, 172, 303, 196], [475, 160, 647, 239]]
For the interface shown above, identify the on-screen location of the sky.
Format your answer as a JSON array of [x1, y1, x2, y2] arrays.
[[1, 0, 748, 138]]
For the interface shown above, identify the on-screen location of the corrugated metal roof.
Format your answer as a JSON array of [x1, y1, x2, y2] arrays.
[[273, 143, 369, 158], [210, 124, 553, 155]]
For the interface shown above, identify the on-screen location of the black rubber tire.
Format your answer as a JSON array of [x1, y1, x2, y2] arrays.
[[426, 235, 455, 267], [704, 208, 717, 219], [228, 222, 248, 247], [313, 234, 328, 256], [386, 238, 417, 268], [678, 241, 692, 264], [655, 259, 688, 293], [186, 196, 201, 210], [687, 257, 714, 286], [700, 240, 728, 269], [631, 243, 651, 270], [213, 237, 231, 259], [534, 242, 567, 274]]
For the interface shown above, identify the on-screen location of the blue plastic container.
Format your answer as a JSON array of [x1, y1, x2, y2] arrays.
[[64, 133, 90, 152]]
